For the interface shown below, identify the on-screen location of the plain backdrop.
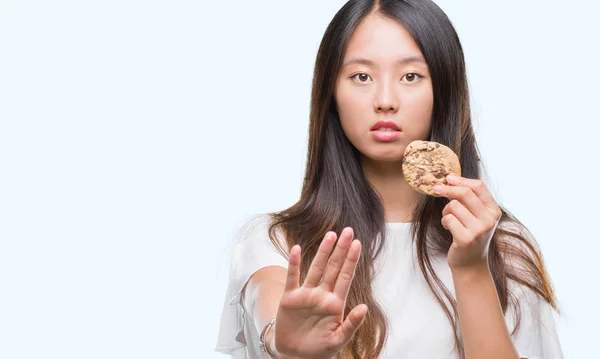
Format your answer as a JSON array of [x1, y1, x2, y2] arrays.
[[1, 0, 598, 358]]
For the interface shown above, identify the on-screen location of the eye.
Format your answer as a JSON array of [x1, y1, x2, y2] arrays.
[[401, 73, 424, 83], [350, 73, 372, 83]]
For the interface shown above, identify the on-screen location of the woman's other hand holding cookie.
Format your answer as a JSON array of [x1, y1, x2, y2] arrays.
[[433, 175, 502, 271]]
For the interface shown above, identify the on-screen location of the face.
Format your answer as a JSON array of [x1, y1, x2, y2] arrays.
[[334, 13, 434, 163]]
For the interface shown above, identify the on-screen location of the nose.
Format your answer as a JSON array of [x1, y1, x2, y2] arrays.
[[374, 79, 399, 113]]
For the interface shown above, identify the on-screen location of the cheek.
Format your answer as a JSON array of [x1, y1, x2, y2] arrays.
[[403, 86, 434, 136], [334, 91, 368, 149], [405, 84, 433, 112], [335, 86, 370, 127]]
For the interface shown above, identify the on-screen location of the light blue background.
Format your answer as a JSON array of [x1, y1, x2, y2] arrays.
[[1, 1, 598, 358]]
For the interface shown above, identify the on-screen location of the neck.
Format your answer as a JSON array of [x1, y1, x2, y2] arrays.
[[361, 155, 419, 223]]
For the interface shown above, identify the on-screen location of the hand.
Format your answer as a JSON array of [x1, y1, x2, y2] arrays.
[[434, 175, 502, 270], [272, 227, 367, 359]]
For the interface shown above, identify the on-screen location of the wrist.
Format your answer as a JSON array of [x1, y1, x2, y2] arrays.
[[260, 317, 280, 358], [266, 322, 283, 358], [450, 260, 491, 283]]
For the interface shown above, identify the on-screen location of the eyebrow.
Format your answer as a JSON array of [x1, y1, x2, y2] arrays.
[[342, 56, 427, 68]]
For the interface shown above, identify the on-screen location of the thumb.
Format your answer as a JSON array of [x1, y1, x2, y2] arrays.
[[338, 304, 368, 343]]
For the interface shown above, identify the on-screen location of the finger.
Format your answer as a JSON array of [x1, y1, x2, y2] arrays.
[[321, 227, 354, 291], [446, 175, 500, 212], [338, 304, 368, 344], [303, 232, 336, 288], [434, 184, 488, 221], [284, 245, 301, 292], [442, 200, 479, 231], [333, 239, 361, 299], [442, 214, 470, 242]]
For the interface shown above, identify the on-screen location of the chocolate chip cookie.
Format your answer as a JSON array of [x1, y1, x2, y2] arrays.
[[402, 140, 461, 197]]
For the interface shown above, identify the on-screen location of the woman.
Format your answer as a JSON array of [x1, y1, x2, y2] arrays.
[[216, 0, 563, 358]]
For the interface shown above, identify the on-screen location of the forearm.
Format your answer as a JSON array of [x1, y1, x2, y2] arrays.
[[253, 282, 288, 357], [243, 266, 288, 357], [452, 262, 519, 359], [246, 280, 284, 331]]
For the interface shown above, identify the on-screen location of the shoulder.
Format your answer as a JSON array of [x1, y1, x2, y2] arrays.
[[232, 213, 287, 252], [225, 213, 289, 303], [234, 213, 272, 240], [506, 280, 564, 357]]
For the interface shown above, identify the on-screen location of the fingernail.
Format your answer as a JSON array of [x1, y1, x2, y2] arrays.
[[446, 175, 457, 184], [434, 185, 443, 194]]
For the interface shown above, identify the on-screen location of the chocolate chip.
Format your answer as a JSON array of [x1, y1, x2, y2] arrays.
[[417, 168, 425, 175], [433, 172, 443, 179]]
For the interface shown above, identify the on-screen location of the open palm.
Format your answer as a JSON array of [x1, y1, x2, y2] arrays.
[[273, 227, 368, 359]]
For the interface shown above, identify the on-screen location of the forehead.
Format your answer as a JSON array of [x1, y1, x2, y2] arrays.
[[343, 14, 424, 63]]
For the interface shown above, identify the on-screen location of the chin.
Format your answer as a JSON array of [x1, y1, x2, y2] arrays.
[[361, 149, 405, 163]]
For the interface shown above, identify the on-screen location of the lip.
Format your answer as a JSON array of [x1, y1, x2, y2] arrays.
[[370, 130, 401, 141], [370, 121, 400, 131]]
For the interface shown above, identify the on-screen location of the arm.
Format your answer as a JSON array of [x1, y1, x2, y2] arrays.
[[435, 175, 523, 359], [243, 266, 287, 357], [452, 263, 521, 359], [242, 230, 367, 359]]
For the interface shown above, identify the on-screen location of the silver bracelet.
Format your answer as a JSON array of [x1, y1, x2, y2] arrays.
[[259, 316, 280, 358]]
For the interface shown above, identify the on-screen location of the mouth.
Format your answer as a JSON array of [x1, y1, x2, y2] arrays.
[[370, 121, 401, 132], [370, 128, 400, 132], [370, 129, 401, 141]]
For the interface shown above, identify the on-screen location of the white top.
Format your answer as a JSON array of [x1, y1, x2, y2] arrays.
[[216, 214, 564, 359]]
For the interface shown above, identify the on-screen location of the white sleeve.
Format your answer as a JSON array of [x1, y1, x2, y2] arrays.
[[215, 214, 289, 358], [496, 221, 564, 358], [506, 282, 565, 359]]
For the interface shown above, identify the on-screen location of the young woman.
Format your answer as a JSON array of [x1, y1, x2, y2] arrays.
[[216, 1, 563, 358]]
